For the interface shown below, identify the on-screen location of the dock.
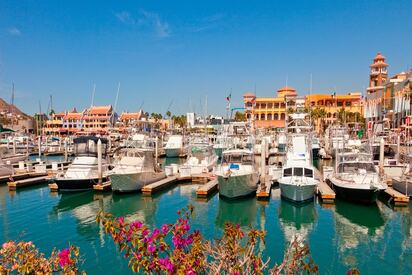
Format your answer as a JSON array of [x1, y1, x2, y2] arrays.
[[384, 187, 409, 206], [317, 180, 336, 203], [0, 172, 49, 184], [142, 176, 178, 195], [48, 182, 59, 192], [196, 179, 218, 198], [256, 180, 272, 200], [93, 180, 112, 191], [8, 175, 51, 190]]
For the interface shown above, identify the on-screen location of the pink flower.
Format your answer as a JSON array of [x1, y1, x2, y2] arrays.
[[159, 257, 174, 272], [2, 241, 13, 250], [147, 244, 156, 253], [58, 248, 72, 267], [142, 228, 149, 237], [187, 269, 195, 275], [161, 224, 169, 234], [118, 216, 124, 225], [151, 228, 160, 239], [130, 221, 143, 229]]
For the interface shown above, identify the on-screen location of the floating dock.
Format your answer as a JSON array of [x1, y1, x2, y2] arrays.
[[142, 176, 178, 195], [317, 180, 336, 203], [93, 181, 112, 191], [196, 179, 218, 198], [8, 175, 51, 190], [256, 180, 272, 200], [0, 172, 48, 184], [48, 182, 58, 192], [384, 187, 409, 206]]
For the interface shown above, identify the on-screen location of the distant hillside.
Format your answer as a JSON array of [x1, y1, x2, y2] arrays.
[[0, 98, 30, 118]]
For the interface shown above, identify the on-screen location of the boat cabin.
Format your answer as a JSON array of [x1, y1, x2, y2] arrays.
[[188, 143, 213, 161], [222, 150, 253, 165], [337, 162, 377, 174], [283, 166, 314, 178], [73, 136, 108, 157]]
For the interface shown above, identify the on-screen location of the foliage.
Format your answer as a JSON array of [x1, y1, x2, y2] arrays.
[[150, 113, 163, 121], [234, 111, 246, 122], [172, 115, 187, 128], [166, 111, 172, 119], [97, 205, 318, 274], [0, 241, 83, 274]]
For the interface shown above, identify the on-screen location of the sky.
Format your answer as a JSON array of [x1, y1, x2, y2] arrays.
[[0, 0, 411, 116]]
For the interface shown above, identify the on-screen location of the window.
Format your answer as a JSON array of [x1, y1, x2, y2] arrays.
[[284, 168, 292, 177], [260, 114, 266, 120], [345, 101, 351, 106], [304, 168, 313, 178], [261, 103, 266, 109], [274, 113, 279, 120], [337, 101, 343, 107], [293, 167, 303, 176], [267, 103, 273, 108], [267, 113, 273, 120], [280, 113, 285, 120]]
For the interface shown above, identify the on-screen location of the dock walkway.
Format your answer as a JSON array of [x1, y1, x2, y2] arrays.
[[142, 176, 178, 195], [196, 179, 218, 198], [317, 180, 336, 203], [8, 175, 51, 190], [384, 187, 409, 206], [256, 180, 272, 200]]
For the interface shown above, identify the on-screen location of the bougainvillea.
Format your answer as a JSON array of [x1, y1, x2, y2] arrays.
[[0, 241, 82, 274], [97, 205, 319, 274]]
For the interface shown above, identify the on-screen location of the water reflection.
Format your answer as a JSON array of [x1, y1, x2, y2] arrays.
[[278, 200, 317, 241], [215, 197, 257, 228]]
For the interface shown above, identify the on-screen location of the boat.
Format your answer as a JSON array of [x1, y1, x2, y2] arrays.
[[178, 139, 218, 176], [54, 136, 109, 192], [327, 147, 387, 203], [278, 106, 320, 203], [213, 134, 233, 158], [109, 137, 165, 193], [164, 135, 186, 158], [392, 172, 412, 197], [324, 125, 348, 157], [311, 136, 320, 160], [216, 149, 259, 199]]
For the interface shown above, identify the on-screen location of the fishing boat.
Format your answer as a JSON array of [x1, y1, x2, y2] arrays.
[[54, 136, 109, 192], [279, 107, 319, 203], [164, 135, 186, 158], [327, 148, 387, 203], [179, 139, 218, 176], [213, 134, 233, 158], [109, 137, 165, 193], [392, 172, 412, 197], [216, 149, 259, 199], [311, 136, 320, 160]]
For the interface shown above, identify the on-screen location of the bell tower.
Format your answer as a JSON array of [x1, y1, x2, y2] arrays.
[[367, 52, 388, 94]]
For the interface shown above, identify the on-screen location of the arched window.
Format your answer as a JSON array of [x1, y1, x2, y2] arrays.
[[274, 113, 279, 120], [280, 113, 285, 120], [260, 113, 266, 120], [267, 113, 273, 120]]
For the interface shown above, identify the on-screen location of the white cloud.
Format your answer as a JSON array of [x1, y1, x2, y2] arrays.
[[7, 27, 21, 36], [115, 11, 135, 25]]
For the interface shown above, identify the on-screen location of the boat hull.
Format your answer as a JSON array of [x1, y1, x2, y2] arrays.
[[55, 177, 105, 192], [214, 148, 224, 159], [312, 148, 320, 160], [218, 173, 258, 199], [165, 148, 181, 158], [392, 178, 412, 197], [110, 172, 166, 193], [330, 181, 380, 203], [279, 182, 316, 203]]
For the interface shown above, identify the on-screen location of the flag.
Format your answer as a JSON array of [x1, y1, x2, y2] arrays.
[[226, 93, 231, 102]]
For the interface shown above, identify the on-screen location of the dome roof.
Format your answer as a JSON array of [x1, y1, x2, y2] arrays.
[[374, 52, 385, 61], [277, 86, 297, 97]]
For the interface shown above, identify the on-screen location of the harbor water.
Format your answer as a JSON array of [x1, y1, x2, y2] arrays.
[[1, 158, 411, 274]]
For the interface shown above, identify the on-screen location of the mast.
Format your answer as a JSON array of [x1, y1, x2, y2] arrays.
[[10, 82, 14, 127]]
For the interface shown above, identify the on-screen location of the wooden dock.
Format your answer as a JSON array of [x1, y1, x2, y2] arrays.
[[384, 187, 409, 206], [196, 179, 218, 198], [8, 175, 51, 190], [317, 180, 336, 203], [256, 180, 272, 200], [142, 176, 178, 195], [93, 181, 112, 191], [48, 182, 59, 192], [192, 173, 215, 183], [0, 172, 49, 184]]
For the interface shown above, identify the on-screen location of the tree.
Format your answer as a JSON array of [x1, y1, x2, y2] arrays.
[[234, 111, 246, 122], [166, 111, 172, 119]]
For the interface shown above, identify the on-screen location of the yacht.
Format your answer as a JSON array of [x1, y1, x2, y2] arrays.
[[109, 137, 165, 193], [179, 139, 218, 176], [311, 136, 320, 160], [164, 135, 186, 158], [324, 125, 348, 157], [216, 149, 259, 199], [278, 107, 320, 203], [327, 148, 387, 203], [54, 136, 109, 192], [392, 171, 412, 197]]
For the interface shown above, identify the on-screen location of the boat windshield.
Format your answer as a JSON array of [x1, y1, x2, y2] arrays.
[[338, 162, 376, 173], [222, 153, 253, 164], [283, 167, 313, 178]]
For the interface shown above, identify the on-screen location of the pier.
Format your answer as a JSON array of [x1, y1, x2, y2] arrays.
[[316, 180, 336, 203], [256, 180, 272, 200], [196, 179, 218, 198], [93, 180, 112, 191], [142, 176, 178, 195], [8, 175, 51, 190], [384, 187, 409, 206], [0, 172, 49, 184]]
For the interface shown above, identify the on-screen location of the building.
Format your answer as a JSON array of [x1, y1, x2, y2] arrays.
[[82, 105, 113, 134], [62, 110, 83, 134], [392, 71, 412, 128], [243, 86, 296, 128], [43, 112, 65, 135]]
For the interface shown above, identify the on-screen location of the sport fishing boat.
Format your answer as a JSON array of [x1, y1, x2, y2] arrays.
[[327, 148, 387, 203], [164, 135, 186, 158], [392, 169, 412, 197], [54, 136, 109, 192], [109, 137, 165, 193], [278, 108, 319, 203], [179, 139, 218, 176], [216, 149, 259, 199]]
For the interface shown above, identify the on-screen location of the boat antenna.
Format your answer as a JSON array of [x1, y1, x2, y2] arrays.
[[309, 74, 313, 129], [114, 82, 120, 114], [10, 82, 14, 126], [91, 83, 96, 108]]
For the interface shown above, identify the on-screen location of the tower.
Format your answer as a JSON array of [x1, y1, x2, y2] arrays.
[[367, 52, 388, 94]]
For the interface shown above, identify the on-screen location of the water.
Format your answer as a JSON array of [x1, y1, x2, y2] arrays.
[[1, 158, 411, 274]]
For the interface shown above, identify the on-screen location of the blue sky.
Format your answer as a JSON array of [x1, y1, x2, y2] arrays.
[[0, 0, 411, 116]]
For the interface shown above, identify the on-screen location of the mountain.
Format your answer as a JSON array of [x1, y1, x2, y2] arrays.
[[0, 98, 29, 117]]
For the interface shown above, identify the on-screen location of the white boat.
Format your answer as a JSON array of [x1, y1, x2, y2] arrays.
[[179, 139, 218, 176], [164, 135, 186, 158], [392, 172, 412, 197], [324, 125, 348, 157], [327, 149, 387, 203], [216, 149, 259, 199], [54, 136, 109, 192], [109, 137, 165, 193], [213, 134, 233, 158]]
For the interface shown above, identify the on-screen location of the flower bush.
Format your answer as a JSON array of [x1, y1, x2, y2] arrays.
[[0, 241, 82, 274], [97, 205, 318, 274]]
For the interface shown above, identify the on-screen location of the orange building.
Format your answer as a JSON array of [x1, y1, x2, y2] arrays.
[[243, 86, 297, 128], [82, 105, 113, 134], [43, 112, 65, 135]]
